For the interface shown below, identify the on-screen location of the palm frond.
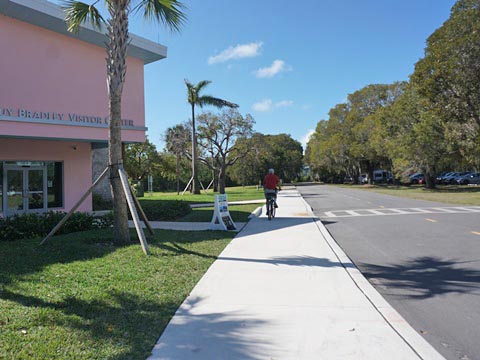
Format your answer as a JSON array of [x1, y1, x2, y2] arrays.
[[62, 0, 105, 33], [195, 80, 212, 92], [198, 95, 239, 109], [133, 0, 187, 33]]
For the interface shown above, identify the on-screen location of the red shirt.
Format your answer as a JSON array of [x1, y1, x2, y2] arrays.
[[264, 173, 279, 190]]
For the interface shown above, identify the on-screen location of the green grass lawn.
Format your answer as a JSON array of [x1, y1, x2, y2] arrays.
[[333, 184, 480, 206], [181, 203, 261, 223], [140, 185, 264, 204], [0, 229, 235, 359]]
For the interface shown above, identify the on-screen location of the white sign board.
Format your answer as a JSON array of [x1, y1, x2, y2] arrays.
[[209, 194, 237, 231]]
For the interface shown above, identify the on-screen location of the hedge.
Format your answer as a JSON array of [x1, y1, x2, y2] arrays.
[[0, 211, 114, 242]]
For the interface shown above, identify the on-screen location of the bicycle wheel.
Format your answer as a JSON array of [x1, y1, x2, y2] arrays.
[[267, 199, 273, 220], [271, 200, 276, 219]]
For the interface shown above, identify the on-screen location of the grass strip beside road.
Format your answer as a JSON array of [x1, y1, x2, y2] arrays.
[[0, 229, 234, 359], [332, 184, 480, 206]]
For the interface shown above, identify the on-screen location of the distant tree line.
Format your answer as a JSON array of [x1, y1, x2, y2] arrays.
[[125, 110, 304, 193], [305, 0, 480, 188]]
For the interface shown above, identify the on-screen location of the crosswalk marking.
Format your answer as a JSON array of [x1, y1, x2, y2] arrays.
[[322, 206, 480, 218]]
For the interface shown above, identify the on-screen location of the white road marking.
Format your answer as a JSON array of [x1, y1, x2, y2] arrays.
[[322, 206, 480, 218], [390, 209, 409, 214]]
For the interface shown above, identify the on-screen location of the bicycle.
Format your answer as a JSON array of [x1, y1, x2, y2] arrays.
[[265, 192, 276, 220]]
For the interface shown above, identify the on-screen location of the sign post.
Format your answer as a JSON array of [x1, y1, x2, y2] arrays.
[[209, 194, 237, 231]]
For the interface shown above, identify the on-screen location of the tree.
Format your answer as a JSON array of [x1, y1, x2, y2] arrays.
[[196, 109, 255, 193], [184, 80, 238, 194], [412, 0, 480, 128], [165, 124, 190, 194], [379, 84, 448, 189], [230, 133, 303, 185], [63, 0, 186, 244], [124, 138, 161, 185]]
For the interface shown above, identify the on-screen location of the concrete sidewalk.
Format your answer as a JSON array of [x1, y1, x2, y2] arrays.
[[127, 220, 247, 231], [149, 189, 445, 360]]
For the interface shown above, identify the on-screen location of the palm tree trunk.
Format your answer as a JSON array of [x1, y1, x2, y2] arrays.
[[107, 0, 130, 244], [191, 103, 200, 194]]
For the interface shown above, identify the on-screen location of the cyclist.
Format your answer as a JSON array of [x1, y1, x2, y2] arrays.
[[263, 168, 281, 208]]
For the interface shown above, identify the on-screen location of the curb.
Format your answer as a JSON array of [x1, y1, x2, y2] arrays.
[[294, 188, 445, 360], [248, 206, 263, 218]]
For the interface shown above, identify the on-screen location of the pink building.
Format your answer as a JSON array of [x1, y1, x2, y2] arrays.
[[0, 0, 166, 217]]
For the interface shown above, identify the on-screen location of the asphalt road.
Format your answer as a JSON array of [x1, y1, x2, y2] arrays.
[[297, 184, 480, 360]]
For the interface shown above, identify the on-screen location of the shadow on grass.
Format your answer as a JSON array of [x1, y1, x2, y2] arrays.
[[0, 230, 118, 287], [360, 256, 480, 300], [0, 229, 235, 359], [0, 229, 228, 286], [1, 288, 188, 359]]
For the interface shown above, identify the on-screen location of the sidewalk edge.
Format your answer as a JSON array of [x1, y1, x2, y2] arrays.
[[298, 187, 445, 360]]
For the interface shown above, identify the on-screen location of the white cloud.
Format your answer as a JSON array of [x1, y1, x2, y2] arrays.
[[276, 100, 293, 108], [252, 99, 293, 112], [254, 60, 291, 78], [208, 42, 263, 64], [301, 104, 312, 111], [252, 99, 273, 112], [300, 129, 315, 150]]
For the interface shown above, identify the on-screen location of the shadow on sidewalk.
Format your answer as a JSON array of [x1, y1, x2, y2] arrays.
[[237, 217, 316, 236], [360, 256, 480, 299], [152, 295, 273, 359], [217, 255, 355, 268]]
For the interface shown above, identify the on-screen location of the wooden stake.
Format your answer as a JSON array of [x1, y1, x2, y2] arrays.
[[40, 167, 109, 245], [118, 167, 149, 255], [182, 176, 194, 195], [129, 183, 154, 236]]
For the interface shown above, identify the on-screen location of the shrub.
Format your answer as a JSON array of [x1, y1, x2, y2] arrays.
[[136, 200, 191, 221], [0, 211, 113, 242]]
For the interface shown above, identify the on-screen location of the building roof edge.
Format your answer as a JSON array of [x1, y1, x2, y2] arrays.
[[0, 0, 167, 64]]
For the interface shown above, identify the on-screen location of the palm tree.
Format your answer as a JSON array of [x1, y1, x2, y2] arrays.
[[165, 124, 190, 194], [63, 0, 186, 244], [184, 80, 238, 194]]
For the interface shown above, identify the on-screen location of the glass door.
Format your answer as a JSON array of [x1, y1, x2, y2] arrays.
[[4, 166, 47, 215], [27, 168, 45, 211], [6, 169, 24, 214]]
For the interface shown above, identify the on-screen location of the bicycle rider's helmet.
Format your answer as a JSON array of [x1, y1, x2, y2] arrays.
[[268, 168, 274, 174]]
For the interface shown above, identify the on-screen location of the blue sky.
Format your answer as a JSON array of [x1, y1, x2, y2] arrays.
[[92, 0, 457, 150]]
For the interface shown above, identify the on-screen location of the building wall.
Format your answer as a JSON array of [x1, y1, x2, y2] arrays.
[[0, 139, 92, 212], [0, 13, 146, 143]]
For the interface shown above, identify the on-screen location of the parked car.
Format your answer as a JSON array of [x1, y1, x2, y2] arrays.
[[409, 173, 425, 184], [471, 173, 480, 185], [460, 172, 480, 185], [372, 170, 393, 184], [435, 172, 451, 183], [442, 172, 462, 184], [454, 172, 475, 185], [358, 174, 368, 184]]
